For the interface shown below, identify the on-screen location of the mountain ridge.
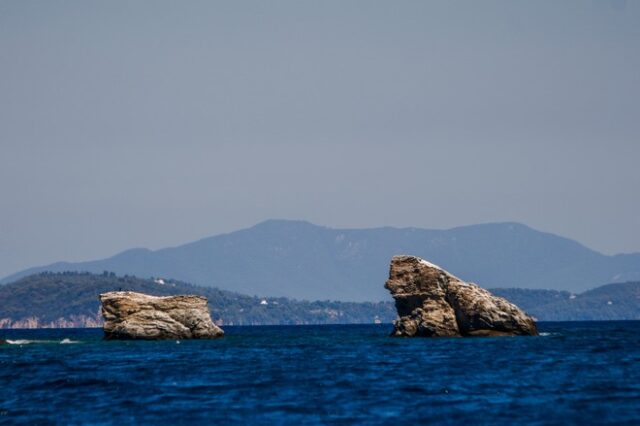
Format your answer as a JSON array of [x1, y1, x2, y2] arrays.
[[2, 220, 640, 301]]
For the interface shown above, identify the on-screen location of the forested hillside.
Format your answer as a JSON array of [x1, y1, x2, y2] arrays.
[[1, 272, 639, 329], [0, 272, 395, 328]]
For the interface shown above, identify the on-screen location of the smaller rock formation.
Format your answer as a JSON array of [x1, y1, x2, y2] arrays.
[[385, 255, 537, 337], [100, 291, 224, 340]]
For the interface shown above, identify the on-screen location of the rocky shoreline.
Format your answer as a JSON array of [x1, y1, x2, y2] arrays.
[[0, 315, 102, 329]]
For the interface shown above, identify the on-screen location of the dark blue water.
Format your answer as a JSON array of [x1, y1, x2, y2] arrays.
[[1, 322, 640, 425]]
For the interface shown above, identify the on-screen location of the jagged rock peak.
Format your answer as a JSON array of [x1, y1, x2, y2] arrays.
[[100, 291, 224, 340], [385, 255, 538, 337]]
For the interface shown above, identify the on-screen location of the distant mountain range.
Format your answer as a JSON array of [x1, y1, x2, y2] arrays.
[[1, 272, 638, 328], [2, 220, 640, 301]]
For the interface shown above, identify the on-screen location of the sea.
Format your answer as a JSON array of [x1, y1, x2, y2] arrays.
[[1, 322, 639, 425]]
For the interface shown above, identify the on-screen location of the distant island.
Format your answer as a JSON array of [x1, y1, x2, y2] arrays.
[[0, 271, 638, 329]]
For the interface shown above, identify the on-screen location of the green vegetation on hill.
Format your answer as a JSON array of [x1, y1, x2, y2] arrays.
[[0, 272, 396, 328], [489, 288, 571, 315], [491, 284, 640, 321], [1, 272, 639, 328]]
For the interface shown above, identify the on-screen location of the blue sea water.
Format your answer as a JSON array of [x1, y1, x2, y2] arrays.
[[1, 322, 640, 425]]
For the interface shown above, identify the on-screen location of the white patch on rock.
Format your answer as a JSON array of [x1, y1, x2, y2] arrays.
[[418, 258, 443, 270]]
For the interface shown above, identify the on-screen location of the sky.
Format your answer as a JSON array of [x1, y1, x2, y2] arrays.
[[1, 0, 639, 278]]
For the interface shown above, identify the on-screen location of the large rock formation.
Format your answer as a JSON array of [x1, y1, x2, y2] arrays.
[[385, 256, 537, 337], [100, 291, 224, 340]]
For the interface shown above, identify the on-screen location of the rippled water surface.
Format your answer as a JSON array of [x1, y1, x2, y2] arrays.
[[1, 322, 640, 425]]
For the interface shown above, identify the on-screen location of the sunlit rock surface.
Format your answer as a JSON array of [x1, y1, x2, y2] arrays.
[[100, 291, 224, 340], [385, 255, 538, 337]]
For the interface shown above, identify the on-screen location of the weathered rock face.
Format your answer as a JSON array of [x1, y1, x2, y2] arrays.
[[385, 256, 538, 337], [100, 292, 224, 340]]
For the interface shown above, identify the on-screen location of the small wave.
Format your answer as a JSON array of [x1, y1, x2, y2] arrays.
[[6, 339, 37, 345], [538, 332, 558, 337], [4, 339, 78, 345]]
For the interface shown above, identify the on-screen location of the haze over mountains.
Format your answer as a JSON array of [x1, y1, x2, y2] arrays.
[[3, 220, 640, 301]]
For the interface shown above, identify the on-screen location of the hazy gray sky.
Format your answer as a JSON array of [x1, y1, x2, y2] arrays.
[[1, 0, 639, 278]]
